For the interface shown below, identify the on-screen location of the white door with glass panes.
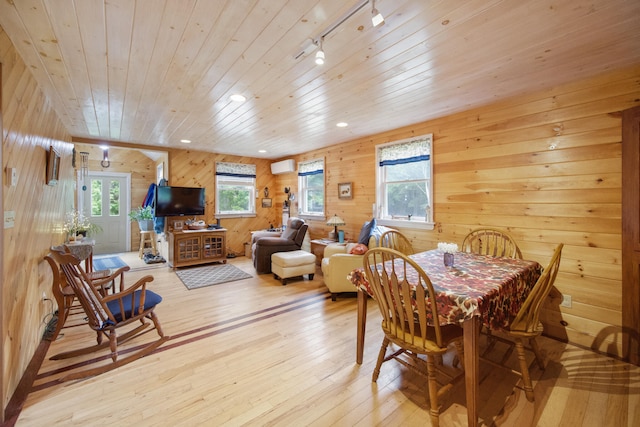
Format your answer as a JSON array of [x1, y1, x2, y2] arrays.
[[79, 172, 131, 255]]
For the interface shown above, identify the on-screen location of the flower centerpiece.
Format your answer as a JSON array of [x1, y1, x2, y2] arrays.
[[64, 210, 102, 241], [437, 242, 459, 267]]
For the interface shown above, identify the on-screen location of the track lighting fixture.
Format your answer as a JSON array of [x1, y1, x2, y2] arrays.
[[294, 1, 386, 65], [371, 0, 385, 27], [315, 38, 325, 65]]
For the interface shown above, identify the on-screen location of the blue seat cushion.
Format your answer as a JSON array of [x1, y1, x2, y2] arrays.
[[106, 290, 163, 323]]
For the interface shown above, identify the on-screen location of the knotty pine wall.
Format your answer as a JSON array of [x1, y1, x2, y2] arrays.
[[1, 28, 75, 417], [167, 148, 279, 256], [73, 142, 167, 251], [278, 65, 640, 356]]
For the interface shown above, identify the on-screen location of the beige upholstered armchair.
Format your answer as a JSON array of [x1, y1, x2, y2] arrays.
[[321, 220, 393, 300]]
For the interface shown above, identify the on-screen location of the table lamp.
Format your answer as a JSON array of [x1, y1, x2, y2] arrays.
[[326, 214, 345, 240]]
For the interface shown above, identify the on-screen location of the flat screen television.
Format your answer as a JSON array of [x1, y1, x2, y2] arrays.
[[155, 186, 205, 217]]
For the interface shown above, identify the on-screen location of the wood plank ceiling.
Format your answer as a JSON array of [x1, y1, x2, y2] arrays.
[[1, 0, 639, 159]]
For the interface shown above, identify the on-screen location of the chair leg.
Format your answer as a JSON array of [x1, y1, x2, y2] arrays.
[[454, 340, 464, 370], [515, 338, 535, 402], [529, 337, 545, 370], [372, 337, 390, 382], [109, 330, 118, 362], [425, 355, 441, 427]]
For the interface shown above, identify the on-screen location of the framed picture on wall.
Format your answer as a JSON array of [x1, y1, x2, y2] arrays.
[[338, 182, 352, 199], [46, 145, 61, 186], [262, 198, 272, 208]]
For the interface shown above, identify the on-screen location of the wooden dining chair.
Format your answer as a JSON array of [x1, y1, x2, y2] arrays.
[[379, 229, 414, 255], [462, 227, 523, 259], [47, 248, 167, 381], [363, 247, 464, 427], [483, 243, 563, 402]]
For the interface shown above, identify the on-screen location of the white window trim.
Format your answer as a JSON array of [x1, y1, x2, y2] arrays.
[[298, 158, 325, 219], [375, 134, 435, 231]]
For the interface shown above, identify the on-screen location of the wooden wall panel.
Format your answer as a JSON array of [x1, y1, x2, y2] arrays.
[[167, 149, 277, 256], [73, 143, 163, 250], [278, 64, 640, 356], [1, 27, 73, 416]]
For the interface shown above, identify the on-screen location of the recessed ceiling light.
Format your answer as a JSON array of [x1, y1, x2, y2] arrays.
[[336, 122, 348, 127], [180, 139, 191, 144], [230, 94, 246, 102], [258, 149, 267, 153]]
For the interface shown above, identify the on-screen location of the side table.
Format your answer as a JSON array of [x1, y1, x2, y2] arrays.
[[310, 238, 337, 265]]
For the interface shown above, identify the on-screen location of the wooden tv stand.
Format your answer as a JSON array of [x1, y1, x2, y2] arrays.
[[168, 229, 227, 268]]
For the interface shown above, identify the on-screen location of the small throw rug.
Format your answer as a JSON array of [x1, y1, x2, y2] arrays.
[[176, 263, 253, 290], [93, 256, 128, 271]]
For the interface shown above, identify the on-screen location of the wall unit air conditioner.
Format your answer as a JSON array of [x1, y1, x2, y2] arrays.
[[270, 159, 296, 175]]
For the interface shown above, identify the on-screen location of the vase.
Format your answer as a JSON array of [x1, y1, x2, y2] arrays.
[[443, 252, 454, 267]]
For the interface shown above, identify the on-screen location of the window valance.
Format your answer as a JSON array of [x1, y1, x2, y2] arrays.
[[298, 159, 324, 176], [215, 162, 256, 178], [378, 135, 432, 166]]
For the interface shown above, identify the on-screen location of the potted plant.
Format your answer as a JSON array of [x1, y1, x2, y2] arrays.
[[64, 210, 103, 241], [129, 206, 155, 231]]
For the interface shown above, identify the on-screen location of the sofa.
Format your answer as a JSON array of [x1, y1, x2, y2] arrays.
[[252, 217, 309, 274], [321, 219, 393, 300]]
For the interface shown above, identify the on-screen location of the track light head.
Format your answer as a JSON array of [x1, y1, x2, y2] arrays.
[[315, 49, 325, 65], [371, 0, 385, 27]]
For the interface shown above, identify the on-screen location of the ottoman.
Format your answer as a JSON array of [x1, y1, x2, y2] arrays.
[[271, 250, 316, 285]]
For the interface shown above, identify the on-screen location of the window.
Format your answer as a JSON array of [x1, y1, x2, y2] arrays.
[[215, 162, 256, 217], [376, 135, 433, 229], [298, 158, 325, 217]]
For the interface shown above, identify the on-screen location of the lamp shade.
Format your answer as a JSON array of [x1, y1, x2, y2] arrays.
[[326, 215, 345, 227], [326, 215, 345, 240]]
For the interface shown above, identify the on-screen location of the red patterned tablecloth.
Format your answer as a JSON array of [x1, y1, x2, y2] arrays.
[[348, 250, 542, 330]]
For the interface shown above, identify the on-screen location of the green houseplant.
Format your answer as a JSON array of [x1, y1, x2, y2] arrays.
[[129, 206, 154, 231]]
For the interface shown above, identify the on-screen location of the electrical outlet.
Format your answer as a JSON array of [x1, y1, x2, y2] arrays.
[[561, 294, 572, 308]]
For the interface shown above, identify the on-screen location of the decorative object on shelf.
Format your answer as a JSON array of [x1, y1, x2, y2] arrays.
[[338, 182, 352, 199], [63, 210, 102, 240], [326, 214, 345, 240], [46, 145, 61, 186], [185, 219, 206, 230], [128, 206, 154, 231], [438, 242, 459, 267], [262, 198, 272, 208]]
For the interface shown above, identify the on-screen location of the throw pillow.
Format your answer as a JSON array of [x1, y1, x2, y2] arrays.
[[349, 243, 368, 255], [357, 218, 377, 245]]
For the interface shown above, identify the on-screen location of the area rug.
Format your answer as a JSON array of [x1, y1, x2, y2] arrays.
[[176, 263, 253, 290], [93, 256, 128, 271]]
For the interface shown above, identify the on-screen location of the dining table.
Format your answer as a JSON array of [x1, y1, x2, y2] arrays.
[[348, 249, 542, 427]]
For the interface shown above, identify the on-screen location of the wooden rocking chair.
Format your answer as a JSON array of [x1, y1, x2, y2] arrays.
[[47, 248, 167, 381], [44, 246, 129, 341]]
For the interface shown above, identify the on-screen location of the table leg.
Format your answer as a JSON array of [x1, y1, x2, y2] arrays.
[[356, 289, 368, 364], [463, 316, 480, 427]]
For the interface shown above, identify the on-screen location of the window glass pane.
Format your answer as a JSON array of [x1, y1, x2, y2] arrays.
[[109, 180, 120, 216], [376, 134, 433, 224], [216, 175, 256, 214], [219, 185, 251, 211], [386, 161, 428, 181], [299, 172, 324, 215], [91, 180, 102, 216], [385, 181, 429, 219]]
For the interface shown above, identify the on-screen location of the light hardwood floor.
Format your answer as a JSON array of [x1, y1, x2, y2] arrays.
[[15, 253, 640, 426]]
